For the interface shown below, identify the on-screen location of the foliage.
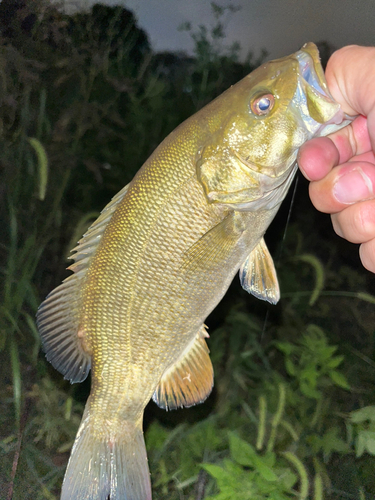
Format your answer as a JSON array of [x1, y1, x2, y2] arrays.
[[349, 406, 375, 458], [0, 2, 374, 500], [203, 432, 299, 500], [275, 324, 350, 399], [146, 317, 374, 499], [178, 2, 267, 108]]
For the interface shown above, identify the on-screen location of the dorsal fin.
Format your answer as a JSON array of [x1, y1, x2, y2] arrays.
[[36, 182, 131, 383], [68, 182, 131, 269], [152, 326, 213, 410]]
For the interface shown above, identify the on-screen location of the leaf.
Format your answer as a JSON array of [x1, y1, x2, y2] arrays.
[[229, 432, 255, 467], [305, 324, 325, 339], [296, 254, 325, 305], [356, 433, 366, 457], [320, 428, 350, 456], [274, 341, 296, 356], [363, 431, 375, 455], [357, 292, 375, 304], [300, 379, 321, 399], [203, 460, 255, 499], [355, 431, 375, 457], [278, 468, 298, 489], [252, 456, 278, 482], [329, 370, 350, 390], [228, 433, 277, 481], [27, 137, 48, 200], [326, 355, 344, 369], [202, 463, 227, 482], [350, 406, 375, 424], [285, 358, 296, 376], [301, 366, 319, 387], [318, 345, 337, 362]]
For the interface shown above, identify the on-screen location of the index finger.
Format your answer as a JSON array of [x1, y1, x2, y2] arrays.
[[329, 114, 372, 165], [298, 115, 375, 183]]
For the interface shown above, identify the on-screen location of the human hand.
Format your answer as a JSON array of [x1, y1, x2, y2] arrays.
[[298, 45, 375, 272]]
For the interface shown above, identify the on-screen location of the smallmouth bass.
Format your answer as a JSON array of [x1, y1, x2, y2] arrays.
[[37, 43, 349, 499]]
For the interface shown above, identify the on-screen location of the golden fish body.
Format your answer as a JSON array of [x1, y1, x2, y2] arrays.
[[37, 43, 348, 499]]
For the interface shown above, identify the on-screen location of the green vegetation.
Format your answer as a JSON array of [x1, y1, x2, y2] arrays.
[[0, 2, 374, 499]]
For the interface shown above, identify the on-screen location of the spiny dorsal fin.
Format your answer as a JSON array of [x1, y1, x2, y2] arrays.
[[68, 182, 131, 268], [153, 326, 213, 410], [239, 237, 280, 305], [36, 182, 131, 383]]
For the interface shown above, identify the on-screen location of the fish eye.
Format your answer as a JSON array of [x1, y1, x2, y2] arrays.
[[250, 93, 275, 116]]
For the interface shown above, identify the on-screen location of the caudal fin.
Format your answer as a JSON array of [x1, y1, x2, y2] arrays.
[[61, 406, 151, 500]]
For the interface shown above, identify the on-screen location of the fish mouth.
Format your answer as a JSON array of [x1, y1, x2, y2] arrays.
[[297, 42, 355, 138], [294, 43, 348, 131], [297, 43, 331, 98]]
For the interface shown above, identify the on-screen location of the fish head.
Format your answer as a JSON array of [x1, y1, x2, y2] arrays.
[[197, 42, 351, 210]]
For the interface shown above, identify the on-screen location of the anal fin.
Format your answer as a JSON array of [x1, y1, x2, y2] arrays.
[[153, 327, 213, 410], [239, 237, 280, 305]]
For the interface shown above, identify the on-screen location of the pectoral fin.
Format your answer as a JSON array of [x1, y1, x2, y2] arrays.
[[181, 212, 245, 273], [153, 327, 213, 410], [239, 237, 280, 304]]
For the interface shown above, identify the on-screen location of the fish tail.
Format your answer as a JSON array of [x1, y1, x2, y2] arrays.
[[61, 404, 151, 500]]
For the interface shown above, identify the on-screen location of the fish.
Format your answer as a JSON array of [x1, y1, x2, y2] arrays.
[[37, 43, 349, 500]]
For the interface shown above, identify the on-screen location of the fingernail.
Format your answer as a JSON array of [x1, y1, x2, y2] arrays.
[[333, 169, 373, 204]]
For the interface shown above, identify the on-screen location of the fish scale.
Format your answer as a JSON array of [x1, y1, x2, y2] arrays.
[[36, 43, 351, 499]]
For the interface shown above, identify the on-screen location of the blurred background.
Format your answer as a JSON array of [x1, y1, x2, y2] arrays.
[[0, 1, 374, 499], [57, 0, 375, 60]]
